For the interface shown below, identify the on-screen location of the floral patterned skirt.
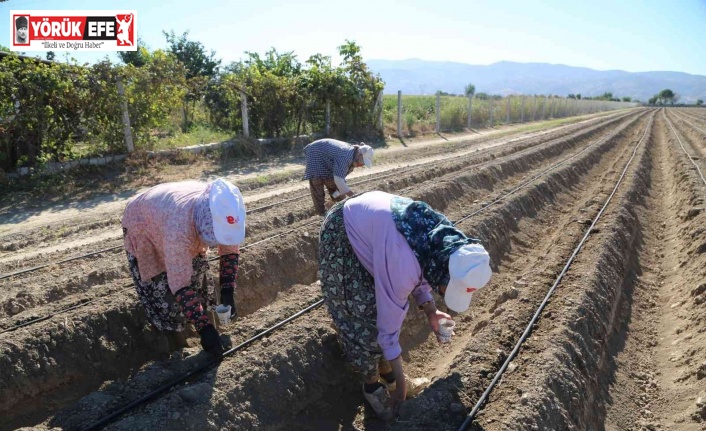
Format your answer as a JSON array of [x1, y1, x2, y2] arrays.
[[126, 250, 214, 332], [319, 202, 381, 377]]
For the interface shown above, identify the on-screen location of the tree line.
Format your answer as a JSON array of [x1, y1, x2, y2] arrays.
[[0, 33, 383, 172]]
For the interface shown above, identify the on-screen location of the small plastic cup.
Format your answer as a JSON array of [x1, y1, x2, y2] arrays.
[[215, 304, 232, 326], [437, 318, 456, 343]]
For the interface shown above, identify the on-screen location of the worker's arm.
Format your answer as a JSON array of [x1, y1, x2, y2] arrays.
[[333, 175, 353, 197]]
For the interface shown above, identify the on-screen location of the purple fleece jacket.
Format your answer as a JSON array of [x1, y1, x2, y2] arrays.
[[343, 191, 434, 360]]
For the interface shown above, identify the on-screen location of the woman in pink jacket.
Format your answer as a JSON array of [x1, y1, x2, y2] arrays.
[[122, 178, 245, 358]]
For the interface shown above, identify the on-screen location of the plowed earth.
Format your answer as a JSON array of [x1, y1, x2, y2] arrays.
[[1, 108, 704, 431]]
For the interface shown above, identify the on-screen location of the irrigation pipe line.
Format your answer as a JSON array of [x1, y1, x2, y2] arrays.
[[0, 285, 135, 335], [247, 111, 634, 214], [457, 112, 655, 431], [79, 112, 650, 430], [663, 110, 706, 188], [11, 111, 650, 428], [247, 164, 423, 214], [0, 110, 646, 333], [671, 109, 706, 130], [453, 110, 651, 225], [669, 109, 706, 137], [0, 243, 124, 281], [1, 110, 635, 281], [245, 111, 627, 215], [78, 112, 652, 431], [80, 298, 325, 431]]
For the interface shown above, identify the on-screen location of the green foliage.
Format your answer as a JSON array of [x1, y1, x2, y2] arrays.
[[120, 50, 188, 147], [164, 31, 221, 131], [164, 31, 220, 80], [383, 95, 494, 134], [659, 89, 675, 105], [0, 49, 188, 170], [0, 54, 98, 170], [118, 38, 150, 67], [1, 39, 383, 172], [205, 41, 383, 140], [697, 99, 704, 106], [465, 83, 476, 97], [621, 96, 631, 102]]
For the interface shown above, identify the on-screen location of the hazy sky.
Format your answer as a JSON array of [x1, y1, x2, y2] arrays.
[[2, 0, 705, 75]]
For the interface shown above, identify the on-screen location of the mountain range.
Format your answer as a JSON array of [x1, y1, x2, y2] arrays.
[[367, 59, 706, 103]]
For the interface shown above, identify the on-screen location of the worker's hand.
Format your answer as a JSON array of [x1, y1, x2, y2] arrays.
[[427, 310, 452, 336], [199, 324, 224, 359], [389, 356, 407, 416], [220, 287, 236, 318], [390, 377, 407, 416]]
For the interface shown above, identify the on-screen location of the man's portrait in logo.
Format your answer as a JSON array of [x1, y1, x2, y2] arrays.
[[15, 16, 29, 45], [115, 13, 133, 46]]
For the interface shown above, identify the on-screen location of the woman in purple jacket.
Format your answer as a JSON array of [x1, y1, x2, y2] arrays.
[[318, 191, 492, 419]]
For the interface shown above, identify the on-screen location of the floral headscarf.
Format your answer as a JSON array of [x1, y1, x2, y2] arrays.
[[390, 196, 481, 291], [194, 184, 219, 247]]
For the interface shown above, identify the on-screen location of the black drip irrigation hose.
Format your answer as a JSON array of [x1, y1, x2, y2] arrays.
[[2, 110, 644, 427], [0, 221, 324, 333], [457, 111, 654, 431], [676, 109, 706, 124], [0, 244, 124, 281], [663, 110, 706, 188], [247, 164, 421, 214], [0, 111, 645, 334], [453, 110, 650, 225], [2, 110, 632, 282], [670, 109, 706, 136], [80, 112, 648, 430], [0, 216, 325, 333], [80, 298, 324, 431], [0, 285, 134, 335]]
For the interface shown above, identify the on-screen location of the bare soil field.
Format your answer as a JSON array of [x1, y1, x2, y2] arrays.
[[1, 108, 704, 431]]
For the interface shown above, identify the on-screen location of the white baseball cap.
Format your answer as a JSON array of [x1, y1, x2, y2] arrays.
[[359, 144, 374, 168], [444, 243, 492, 312], [209, 178, 246, 246]]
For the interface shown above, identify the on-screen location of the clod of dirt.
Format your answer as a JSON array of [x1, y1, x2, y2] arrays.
[[177, 382, 213, 404], [693, 396, 706, 422], [8, 302, 25, 315], [1, 242, 18, 251], [697, 362, 706, 380], [692, 284, 706, 297], [696, 242, 706, 254], [685, 207, 703, 219], [491, 287, 519, 311]]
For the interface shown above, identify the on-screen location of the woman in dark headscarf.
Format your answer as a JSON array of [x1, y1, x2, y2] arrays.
[[318, 191, 492, 419]]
